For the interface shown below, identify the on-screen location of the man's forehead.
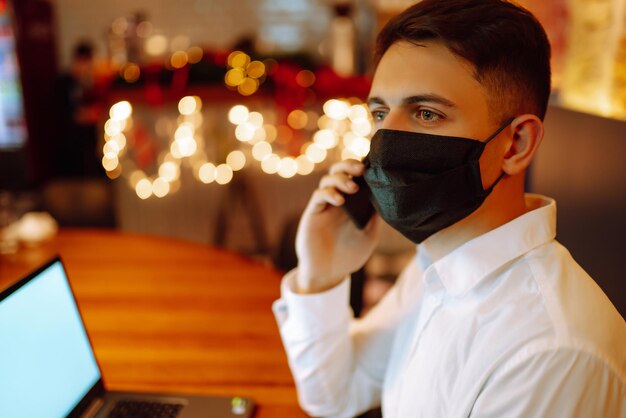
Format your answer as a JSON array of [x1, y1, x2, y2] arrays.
[[369, 41, 486, 110]]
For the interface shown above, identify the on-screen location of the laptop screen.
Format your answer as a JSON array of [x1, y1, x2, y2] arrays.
[[0, 259, 102, 418]]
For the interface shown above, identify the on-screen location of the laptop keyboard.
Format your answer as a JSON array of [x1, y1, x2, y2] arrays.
[[107, 399, 184, 418]]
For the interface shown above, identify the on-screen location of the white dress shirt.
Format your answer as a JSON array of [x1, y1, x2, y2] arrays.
[[273, 195, 626, 417]]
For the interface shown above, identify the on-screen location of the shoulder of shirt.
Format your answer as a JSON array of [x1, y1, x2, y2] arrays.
[[515, 239, 626, 381]]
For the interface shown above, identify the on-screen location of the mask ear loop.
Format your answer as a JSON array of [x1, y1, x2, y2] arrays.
[[481, 117, 515, 194], [484, 117, 515, 144], [482, 171, 507, 196]]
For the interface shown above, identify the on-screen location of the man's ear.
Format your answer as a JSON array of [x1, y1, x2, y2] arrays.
[[502, 114, 544, 175]]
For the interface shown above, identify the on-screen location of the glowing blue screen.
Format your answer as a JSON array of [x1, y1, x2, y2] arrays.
[[0, 261, 101, 417]]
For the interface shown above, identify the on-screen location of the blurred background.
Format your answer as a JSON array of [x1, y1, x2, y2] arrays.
[[0, 0, 625, 314]]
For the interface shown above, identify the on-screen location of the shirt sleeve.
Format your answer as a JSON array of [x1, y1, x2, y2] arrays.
[[470, 347, 626, 418], [273, 265, 419, 417]]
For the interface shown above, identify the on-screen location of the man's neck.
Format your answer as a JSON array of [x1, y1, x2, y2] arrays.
[[421, 175, 528, 262]]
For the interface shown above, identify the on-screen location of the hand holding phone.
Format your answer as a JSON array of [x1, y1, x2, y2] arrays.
[[295, 159, 380, 294]]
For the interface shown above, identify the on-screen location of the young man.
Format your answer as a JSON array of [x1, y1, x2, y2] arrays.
[[273, 0, 626, 416]]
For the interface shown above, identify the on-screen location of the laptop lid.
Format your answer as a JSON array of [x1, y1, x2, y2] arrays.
[[0, 257, 105, 418]]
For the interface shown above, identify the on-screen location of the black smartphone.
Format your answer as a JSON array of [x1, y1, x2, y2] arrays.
[[342, 174, 376, 229]]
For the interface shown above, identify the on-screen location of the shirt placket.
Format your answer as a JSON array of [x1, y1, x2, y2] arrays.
[[408, 267, 445, 355], [397, 267, 445, 416]]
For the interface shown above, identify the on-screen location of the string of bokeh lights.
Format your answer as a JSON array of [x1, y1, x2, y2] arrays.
[[102, 51, 373, 200]]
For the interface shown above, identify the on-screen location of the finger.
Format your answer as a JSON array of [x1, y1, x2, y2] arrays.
[[306, 187, 345, 214], [329, 159, 365, 176], [319, 173, 359, 194]]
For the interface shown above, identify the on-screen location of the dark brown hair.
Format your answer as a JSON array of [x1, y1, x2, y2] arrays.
[[375, 0, 551, 121]]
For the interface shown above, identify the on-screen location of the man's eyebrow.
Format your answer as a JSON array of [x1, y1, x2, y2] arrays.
[[367, 97, 386, 107], [403, 94, 456, 108], [366, 94, 457, 108]]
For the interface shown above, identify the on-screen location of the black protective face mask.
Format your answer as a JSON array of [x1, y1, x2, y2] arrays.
[[363, 119, 513, 244]]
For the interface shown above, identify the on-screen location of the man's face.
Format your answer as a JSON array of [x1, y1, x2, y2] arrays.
[[368, 40, 507, 187]]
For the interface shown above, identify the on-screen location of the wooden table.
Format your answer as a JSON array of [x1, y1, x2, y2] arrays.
[[0, 229, 306, 418]]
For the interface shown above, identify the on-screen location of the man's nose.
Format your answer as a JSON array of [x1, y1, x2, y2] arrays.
[[380, 108, 413, 131]]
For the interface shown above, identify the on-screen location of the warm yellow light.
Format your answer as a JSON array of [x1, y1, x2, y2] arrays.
[[170, 51, 188, 69], [263, 124, 277, 143], [313, 129, 338, 149], [318, 117, 345, 135], [135, 178, 153, 199], [170, 141, 183, 159], [250, 126, 267, 143], [106, 165, 122, 179], [129, 170, 146, 188], [296, 155, 315, 175], [247, 111, 264, 128], [145, 34, 168, 56], [109, 133, 127, 150], [349, 136, 371, 158], [323, 99, 349, 120], [252, 141, 272, 161], [122, 63, 141, 83], [110, 101, 132, 121], [334, 119, 350, 136], [295, 70, 315, 88], [235, 122, 256, 142], [215, 164, 234, 185], [178, 96, 198, 115], [103, 141, 120, 156], [247, 60, 266, 78], [228, 51, 250, 68], [188, 112, 204, 128], [228, 105, 249, 125], [287, 109, 308, 130], [237, 77, 259, 96], [317, 115, 331, 130], [305, 143, 327, 163], [278, 157, 298, 178], [175, 124, 194, 141], [199, 162, 216, 183], [348, 104, 368, 122], [104, 119, 123, 136], [351, 119, 373, 136], [102, 153, 119, 171], [176, 137, 197, 157], [158, 161, 179, 182], [226, 150, 246, 171], [342, 132, 356, 148], [261, 154, 281, 174], [225, 68, 245, 86], [341, 148, 360, 161], [152, 177, 170, 198], [187, 46, 203, 63]]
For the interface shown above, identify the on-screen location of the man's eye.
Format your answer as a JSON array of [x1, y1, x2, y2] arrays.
[[371, 111, 386, 122], [418, 110, 440, 122]]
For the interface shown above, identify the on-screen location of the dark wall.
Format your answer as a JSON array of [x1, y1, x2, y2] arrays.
[[11, 0, 58, 186], [531, 105, 626, 316]]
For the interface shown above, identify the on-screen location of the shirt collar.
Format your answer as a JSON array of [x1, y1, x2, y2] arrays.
[[417, 194, 556, 298]]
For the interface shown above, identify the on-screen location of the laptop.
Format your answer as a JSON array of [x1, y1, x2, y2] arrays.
[[0, 256, 255, 418]]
